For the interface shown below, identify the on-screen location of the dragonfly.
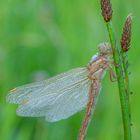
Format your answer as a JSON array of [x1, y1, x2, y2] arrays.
[[6, 42, 113, 140]]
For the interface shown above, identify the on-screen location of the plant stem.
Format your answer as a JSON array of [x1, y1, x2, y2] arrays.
[[106, 22, 132, 140], [121, 52, 131, 113]]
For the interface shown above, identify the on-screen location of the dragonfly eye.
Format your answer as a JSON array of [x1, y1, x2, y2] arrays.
[[98, 42, 112, 55]]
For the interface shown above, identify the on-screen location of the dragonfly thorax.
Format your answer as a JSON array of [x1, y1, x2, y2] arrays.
[[88, 55, 108, 76], [89, 43, 112, 66]]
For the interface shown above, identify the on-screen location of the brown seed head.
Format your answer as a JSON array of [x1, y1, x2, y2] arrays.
[[121, 15, 132, 52], [101, 0, 113, 22]]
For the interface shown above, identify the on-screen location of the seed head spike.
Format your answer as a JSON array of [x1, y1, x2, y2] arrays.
[[121, 14, 132, 52], [101, 0, 113, 22]]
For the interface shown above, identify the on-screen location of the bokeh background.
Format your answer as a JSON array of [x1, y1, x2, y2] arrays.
[[0, 0, 139, 140]]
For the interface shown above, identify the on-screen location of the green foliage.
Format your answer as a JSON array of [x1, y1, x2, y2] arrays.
[[0, 0, 139, 140]]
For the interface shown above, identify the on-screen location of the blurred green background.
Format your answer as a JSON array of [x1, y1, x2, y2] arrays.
[[0, 0, 139, 140]]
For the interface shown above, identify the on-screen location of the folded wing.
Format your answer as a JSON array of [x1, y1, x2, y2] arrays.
[[7, 67, 91, 122]]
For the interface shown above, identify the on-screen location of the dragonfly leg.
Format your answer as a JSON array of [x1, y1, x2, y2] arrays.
[[112, 45, 122, 56], [111, 47, 125, 68], [109, 66, 117, 82], [111, 60, 123, 68], [109, 65, 128, 82], [112, 49, 129, 68]]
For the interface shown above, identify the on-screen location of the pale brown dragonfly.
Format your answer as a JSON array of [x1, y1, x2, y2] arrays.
[[6, 42, 113, 140]]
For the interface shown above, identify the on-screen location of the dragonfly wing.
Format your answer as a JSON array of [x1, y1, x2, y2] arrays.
[[45, 81, 90, 122], [17, 79, 91, 122], [7, 67, 88, 104], [7, 67, 91, 122]]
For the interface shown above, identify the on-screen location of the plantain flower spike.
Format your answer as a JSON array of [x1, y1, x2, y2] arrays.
[[121, 14, 132, 52], [101, 0, 113, 22]]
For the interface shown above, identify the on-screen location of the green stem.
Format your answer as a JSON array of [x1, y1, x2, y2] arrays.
[[121, 52, 131, 113], [106, 22, 132, 140]]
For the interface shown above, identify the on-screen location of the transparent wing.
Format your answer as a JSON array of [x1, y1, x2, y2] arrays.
[[17, 79, 91, 122], [7, 67, 88, 104], [7, 67, 91, 122]]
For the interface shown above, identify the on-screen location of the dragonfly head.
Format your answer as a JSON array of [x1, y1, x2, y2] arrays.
[[98, 42, 112, 56]]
